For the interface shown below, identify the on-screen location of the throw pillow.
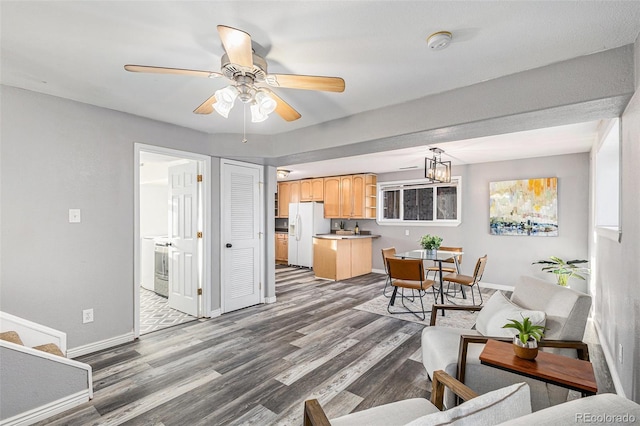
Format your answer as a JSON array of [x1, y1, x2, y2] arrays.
[[475, 291, 546, 337], [404, 382, 531, 426]]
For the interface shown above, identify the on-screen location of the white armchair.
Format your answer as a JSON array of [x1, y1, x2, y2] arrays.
[[421, 276, 592, 411]]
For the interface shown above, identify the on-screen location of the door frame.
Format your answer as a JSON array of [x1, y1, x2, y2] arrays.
[[134, 143, 212, 338], [220, 158, 265, 313]]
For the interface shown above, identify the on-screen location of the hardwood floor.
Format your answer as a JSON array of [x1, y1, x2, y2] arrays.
[[37, 267, 612, 425]]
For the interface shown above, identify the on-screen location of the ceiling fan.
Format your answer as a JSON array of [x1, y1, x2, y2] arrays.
[[124, 25, 345, 123]]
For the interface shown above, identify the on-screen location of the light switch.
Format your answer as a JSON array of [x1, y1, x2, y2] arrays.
[[69, 209, 81, 223]]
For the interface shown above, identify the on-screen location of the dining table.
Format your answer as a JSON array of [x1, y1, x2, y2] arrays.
[[394, 249, 463, 313]]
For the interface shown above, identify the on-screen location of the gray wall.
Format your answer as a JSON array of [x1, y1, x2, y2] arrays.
[[353, 153, 589, 287], [0, 86, 265, 349], [0, 347, 89, 420], [593, 34, 640, 401]]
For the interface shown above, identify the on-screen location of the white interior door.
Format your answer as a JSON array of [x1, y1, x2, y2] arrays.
[[222, 161, 262, 313], [168, 161, 200, 316]]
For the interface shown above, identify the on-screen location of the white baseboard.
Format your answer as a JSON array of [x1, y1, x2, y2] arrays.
[[0, 390, 89, 426], [593, 319, 626, 398], [372, 268, 386, 275], [67, 332, 134, 358], [264, 296, 277, 304], [208, 309, 222, 318]]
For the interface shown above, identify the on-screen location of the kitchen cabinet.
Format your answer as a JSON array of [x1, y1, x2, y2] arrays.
[[323, 174, 377, 219], [300, 178, 324, 202], [277, 181, 301, 217], [323, 176, 341, 218], [313, 236, 373, 280], [275, 233, 288, 262]]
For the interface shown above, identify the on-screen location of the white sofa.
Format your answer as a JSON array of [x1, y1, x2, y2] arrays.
[[303, 371, 640, 426], [421, 276, 592, 411]]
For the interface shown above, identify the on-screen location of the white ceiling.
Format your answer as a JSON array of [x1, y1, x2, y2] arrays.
[[2, 1, 639, 175]]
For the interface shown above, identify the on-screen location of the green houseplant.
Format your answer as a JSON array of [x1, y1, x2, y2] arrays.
[[532, 256, 590, 286], [502, 316, 546, 360], [420, 234, 443, 252]]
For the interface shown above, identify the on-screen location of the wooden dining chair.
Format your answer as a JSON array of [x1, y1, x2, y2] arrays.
[[425, 246, 463, 279], [381, 247, 396, 297], [425, 246, 464, 297], [442, 255, 487, 306], [386, 257, 437, 320]]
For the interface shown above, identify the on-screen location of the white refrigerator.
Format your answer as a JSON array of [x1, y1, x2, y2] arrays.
[[288, 202, 330, 268]]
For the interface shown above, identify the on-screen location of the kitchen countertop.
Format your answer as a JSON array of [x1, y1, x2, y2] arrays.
[[314, 234, 380, 240]]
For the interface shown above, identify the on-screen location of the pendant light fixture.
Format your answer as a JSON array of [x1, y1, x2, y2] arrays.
[[425, 147, 451, 183]]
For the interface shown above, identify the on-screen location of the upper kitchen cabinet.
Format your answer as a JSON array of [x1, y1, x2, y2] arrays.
[[323, 176, 341, 218], [277, 181, 301, 217], [300, 178, 324, 202], [324, 174, 376, 219]]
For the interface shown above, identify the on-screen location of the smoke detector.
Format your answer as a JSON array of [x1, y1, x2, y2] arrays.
[[427, 31, 452, 50]]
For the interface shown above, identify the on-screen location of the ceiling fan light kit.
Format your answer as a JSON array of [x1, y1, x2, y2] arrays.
[[124, 24, 345, 129], [213, 86, 238, 118], [427, 31, 452, 50]]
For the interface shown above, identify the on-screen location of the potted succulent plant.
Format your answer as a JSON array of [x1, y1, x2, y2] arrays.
[[532, 256, 590, 287], [502, 316, 546, 360], [420, 234, 443, 256]]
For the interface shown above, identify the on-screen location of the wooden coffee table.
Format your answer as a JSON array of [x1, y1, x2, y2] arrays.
[[479, 339, 597, 396]]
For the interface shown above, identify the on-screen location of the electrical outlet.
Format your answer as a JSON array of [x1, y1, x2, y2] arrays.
[[83, 308, 94, 324], [618, 344, 623, 364], [334, 222, 339, 229], [405, 229, 410, 236]]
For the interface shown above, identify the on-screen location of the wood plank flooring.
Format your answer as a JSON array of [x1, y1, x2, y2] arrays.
[[36, 267, 612, 425]]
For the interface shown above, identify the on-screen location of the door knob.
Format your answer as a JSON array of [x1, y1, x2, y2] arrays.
[[226, 243, 232, 248]]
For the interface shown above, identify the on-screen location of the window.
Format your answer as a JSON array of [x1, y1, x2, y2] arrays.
[[595, 118, 621, 241], [377, 177, 461, 226]]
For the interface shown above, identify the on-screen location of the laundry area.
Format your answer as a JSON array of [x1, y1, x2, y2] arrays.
[[139, 151, 197, 334]]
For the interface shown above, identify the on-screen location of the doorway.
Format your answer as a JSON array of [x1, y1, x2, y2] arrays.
[[134, 144, 211, 337]]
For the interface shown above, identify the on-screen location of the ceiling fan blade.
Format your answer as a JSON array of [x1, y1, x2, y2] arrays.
[[193, 94, 217, 115], [217, 25, 254, 68], [265, 74, 345, 92], [267, 91, 301, 122], [124, 64, 222, 79]]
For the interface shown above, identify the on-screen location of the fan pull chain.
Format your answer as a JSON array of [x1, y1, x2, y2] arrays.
[[242, 103, 248, 143]]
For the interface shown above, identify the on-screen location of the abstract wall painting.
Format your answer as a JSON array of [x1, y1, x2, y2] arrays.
[[489, 177, 558, 236]]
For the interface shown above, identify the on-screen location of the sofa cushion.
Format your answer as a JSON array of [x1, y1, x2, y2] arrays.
[[475, 291, 546, 338], [404, 382, 531, 426], [331, 398, 439, 426], [510, 276, 591, 341], [498, 393, 640, 425]]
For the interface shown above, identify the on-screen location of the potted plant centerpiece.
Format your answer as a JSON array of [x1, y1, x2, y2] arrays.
[[502, 316, 546, 360], [532, 256, 589, 287], [420, 234, 443, 256]]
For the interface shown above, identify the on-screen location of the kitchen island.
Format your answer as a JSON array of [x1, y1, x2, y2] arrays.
[[313, 234, 379, 281]]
